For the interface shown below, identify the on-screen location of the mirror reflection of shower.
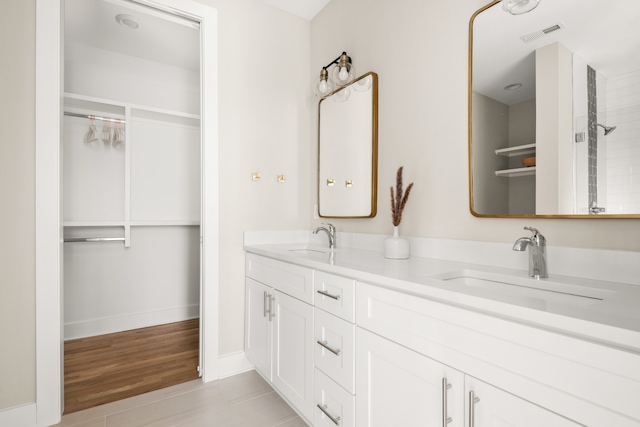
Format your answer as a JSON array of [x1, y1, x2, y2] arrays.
[[597, 123, 617, 136]]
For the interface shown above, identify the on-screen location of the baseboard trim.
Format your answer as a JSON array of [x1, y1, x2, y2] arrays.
[[0, 403, 36, 427], [218, 351, 254, 379], [64, 305, 200, 340]]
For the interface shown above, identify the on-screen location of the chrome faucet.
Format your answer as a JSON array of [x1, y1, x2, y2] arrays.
[[513, 226, 547, 279], [313, 223, 336, 250]]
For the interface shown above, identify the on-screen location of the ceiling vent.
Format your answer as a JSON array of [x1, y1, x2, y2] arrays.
[[520, 23, 565, 43]]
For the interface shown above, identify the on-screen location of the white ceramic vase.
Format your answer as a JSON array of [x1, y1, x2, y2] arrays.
[[383, 226, 410, 259]]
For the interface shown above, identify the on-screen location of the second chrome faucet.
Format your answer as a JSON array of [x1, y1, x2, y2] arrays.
[[513, 226, 547, 279], [314, 223, 336, 250]]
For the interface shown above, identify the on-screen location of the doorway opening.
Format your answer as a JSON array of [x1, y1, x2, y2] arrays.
[[61, 0, 205, 414]]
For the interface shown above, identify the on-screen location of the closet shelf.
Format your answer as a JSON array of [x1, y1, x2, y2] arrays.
[[495, 143, 536, 157], [130, 220, 200, 227], [495, 166, 536, 177], [64, 92, 201, 124], [64, 221, 125, 227], [64, 221, 200, 227]]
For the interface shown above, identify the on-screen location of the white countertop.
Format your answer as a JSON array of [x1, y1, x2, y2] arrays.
[[245, 241, 640, 353]]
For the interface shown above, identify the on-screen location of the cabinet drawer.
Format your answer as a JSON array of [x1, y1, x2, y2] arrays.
[[314, 308, 355, 393], [246, 253, 314, 304], [314, 368, 354, 427], [314, 270, 355, 322]]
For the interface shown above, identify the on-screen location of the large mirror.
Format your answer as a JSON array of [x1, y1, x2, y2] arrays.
[[469, 0, 640, 218], [318, 72, 378, 217]]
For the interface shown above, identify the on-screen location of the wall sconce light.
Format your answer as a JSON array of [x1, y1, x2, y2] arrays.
[[501, 0, 541, 15], [313, 51, 356, 98]]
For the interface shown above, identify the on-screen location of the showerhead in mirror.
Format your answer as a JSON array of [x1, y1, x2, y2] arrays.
[[597, 123, 617, 135]]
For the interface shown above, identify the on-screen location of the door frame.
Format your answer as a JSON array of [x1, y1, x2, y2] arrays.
[[35, 0, 219, 424]]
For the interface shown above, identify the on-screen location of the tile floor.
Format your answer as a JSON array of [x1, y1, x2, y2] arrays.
[[52, 370, 308, 427]]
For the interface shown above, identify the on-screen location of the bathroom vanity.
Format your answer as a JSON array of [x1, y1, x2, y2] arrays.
[[244, 233, 640, 427]]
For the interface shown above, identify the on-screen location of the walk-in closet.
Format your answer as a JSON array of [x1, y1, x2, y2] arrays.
[[62, 0, 202, 412]]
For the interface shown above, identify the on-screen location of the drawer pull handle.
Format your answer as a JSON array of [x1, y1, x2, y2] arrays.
[[469, 391, 480, 427], [317, 340, 341, 356], [442, 378, 453, 426], [317, 404, 341, 426], [317, 289, 341, 300]]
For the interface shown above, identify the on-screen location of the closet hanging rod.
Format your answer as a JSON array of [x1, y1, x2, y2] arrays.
[[64, 111, 126, 124], [64, 237, 125, 243]]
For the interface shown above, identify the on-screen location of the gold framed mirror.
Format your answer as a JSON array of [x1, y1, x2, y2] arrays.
[[318, 72, 378, 218], [469, 0, 640, 218]]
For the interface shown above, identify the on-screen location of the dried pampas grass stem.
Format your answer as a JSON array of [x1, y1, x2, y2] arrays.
[[390, 166, 414, 226]]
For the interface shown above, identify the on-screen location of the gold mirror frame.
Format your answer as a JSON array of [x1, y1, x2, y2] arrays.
[[318, 72, 378, 218], [468, 0, 640, 219]]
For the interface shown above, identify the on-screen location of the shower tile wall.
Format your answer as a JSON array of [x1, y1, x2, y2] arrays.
[[605, 69, 640, 214]]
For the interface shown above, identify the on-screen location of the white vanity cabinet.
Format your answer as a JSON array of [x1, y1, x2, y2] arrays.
[[355, 326, 581, 427], [244, 246, 640, 427], [356, 327, 465, 427], [355, 281, 640, 427], [245, 254, 314, 422]]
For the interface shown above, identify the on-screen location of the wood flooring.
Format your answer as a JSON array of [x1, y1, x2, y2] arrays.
[[64, 319, 200, 414], [53, 370, 308, 427]]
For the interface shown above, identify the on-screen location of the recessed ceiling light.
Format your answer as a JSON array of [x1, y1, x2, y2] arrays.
[[502, 0, 541, 15], [115, 14, 139, 29], [504, 83, 523, 90]]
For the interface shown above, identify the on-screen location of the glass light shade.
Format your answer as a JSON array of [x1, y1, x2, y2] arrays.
[[332, 86, 351, 102], [314, 69, 335, 98], [331, 58, 356, 86], [502, 0, 540, 15], [353, 75, 372, 92]]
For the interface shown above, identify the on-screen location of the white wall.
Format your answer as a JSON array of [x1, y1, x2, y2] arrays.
[[65, 42, 200, 114], [0, 0, 36, 410], [605, 69, 640, 213], [311, 0, 640, 250], [507, 99, 536, 215], [196, 0, 312, 356], [535, 42, 573, 215], [470, 92, 509, 215]]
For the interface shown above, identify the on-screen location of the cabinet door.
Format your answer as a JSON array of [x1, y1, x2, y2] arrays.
[[245, 278, 272, 380], [466, 376, 583, 427], [356, 327, 465, 427], [272, 290, 314, 421]]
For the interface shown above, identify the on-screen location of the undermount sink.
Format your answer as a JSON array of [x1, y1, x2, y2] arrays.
[[286, 247, 337, 262], [288, 248, 330, 255], [431, 269, 613, 308]]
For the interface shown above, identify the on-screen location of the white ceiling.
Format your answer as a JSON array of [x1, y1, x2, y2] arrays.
[[65, 0, 200, 71], [65, 0, 330, 72], [473, 0, 640, 105], [261, 0, 331, 20]]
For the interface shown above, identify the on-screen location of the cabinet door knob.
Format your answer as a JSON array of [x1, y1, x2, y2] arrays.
[[442, 377, 453, 427], [317, 340, 341, 356], [317, 403, 341, 426]]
